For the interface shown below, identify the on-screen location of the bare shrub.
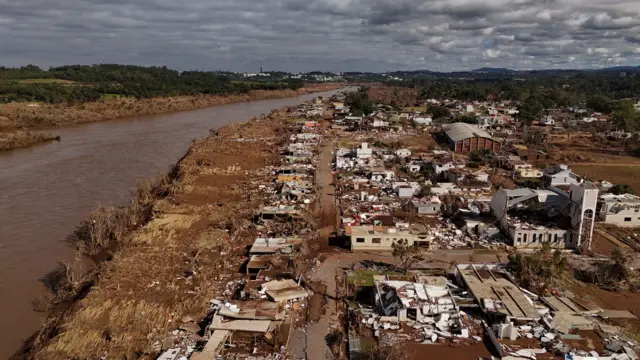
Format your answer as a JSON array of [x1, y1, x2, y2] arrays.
[[507, 241, 569, 295], [594, 248, 639, 292], [354, 345, 409, 360], [67, 168, 177, 255], [32, 293, 56, 312]]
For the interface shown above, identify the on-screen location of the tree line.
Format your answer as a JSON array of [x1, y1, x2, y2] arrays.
[[381, 73, 640, 130], [0, 64, 303, 104]]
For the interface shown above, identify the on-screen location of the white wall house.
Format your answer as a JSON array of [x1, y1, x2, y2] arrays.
[[357, 143, 373, 159], [396, 149, 412, 158], [413, 117, 433, 125], [540, 116, 555, 126], [543, 164, 582, 187], [371, 170, 395, 182]]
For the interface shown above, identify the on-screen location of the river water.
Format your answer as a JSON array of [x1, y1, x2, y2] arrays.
[[0, 88, 345, 357]]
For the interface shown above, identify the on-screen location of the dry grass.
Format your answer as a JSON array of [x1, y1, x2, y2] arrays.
[[23, 107, 301, 360], [367, 86, 420, 107], [0, 129, 59, 151]]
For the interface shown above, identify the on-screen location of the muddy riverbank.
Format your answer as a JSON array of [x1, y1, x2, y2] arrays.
[[0, 88, 348, 359]]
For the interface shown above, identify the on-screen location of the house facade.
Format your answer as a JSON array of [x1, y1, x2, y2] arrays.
[[348, 226, 430, 251]]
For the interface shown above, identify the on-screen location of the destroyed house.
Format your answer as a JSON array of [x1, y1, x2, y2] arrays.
[[405, 197, 441, 215], [598, 193, 640, 227], [245, 254, 292, 277], [258, 205, 301, 220], [248, 237, 301, 255], [374, 276, 459, 323], [517, 148, 548, 163], [455, 264, 540, 321]]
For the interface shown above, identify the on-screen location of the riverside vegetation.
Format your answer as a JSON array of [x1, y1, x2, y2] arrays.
[[0, 129, 60, 152]]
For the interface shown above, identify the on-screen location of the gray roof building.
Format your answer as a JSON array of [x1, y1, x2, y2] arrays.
[[443, 123, 493, 142], [442, 123, 500, 153]]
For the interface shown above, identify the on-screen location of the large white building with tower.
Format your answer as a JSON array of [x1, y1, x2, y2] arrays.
[[490, 183, 598, 250]]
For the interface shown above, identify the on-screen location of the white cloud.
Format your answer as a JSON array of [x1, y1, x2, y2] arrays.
[[0, 0, 639, 71]]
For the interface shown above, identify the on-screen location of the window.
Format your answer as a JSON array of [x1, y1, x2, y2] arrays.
[[356, 238, 365, 243], [625, 217, 632, 222], [372, 238, 381, 244], [554, 234, 559, 243], [532, 234, 537, 243], [523, 233, 528, 242]]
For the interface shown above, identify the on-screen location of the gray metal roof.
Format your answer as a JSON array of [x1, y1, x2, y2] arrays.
[[443, 122, 493, 142]]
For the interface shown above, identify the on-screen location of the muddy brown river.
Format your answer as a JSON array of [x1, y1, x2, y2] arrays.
[[0, 88, 346, 357]]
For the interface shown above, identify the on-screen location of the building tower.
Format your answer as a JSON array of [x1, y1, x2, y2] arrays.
[[568, 183, 598, 250]]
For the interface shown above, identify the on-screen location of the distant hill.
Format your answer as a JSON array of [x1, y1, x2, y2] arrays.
[[471, 67, 515, 73], [598, 66, 640, 72]]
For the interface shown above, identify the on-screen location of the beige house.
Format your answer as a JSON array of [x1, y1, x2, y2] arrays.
[[515, 168, 543, 179], [347, 225, 430, 251]]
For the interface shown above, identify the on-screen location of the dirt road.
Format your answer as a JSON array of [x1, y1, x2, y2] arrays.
[[304, 137, 340, 360]]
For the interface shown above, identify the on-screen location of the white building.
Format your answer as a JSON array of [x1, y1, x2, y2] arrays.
[[543, 164, 582, 187], [348, 225, 430, 251], [357, 143, 373, 159], [395, 148, 412, 158], [598, 193, 640, 227], [540, 116, 555, 126], [371, 170, 395, 182], [490, 183, 598, 250], [413, 117, 433, 125], [373, 119, 389, 128]]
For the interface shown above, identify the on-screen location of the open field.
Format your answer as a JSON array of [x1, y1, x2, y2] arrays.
[[13, 79, 76, 85], [572, 164, 640, 193], [367, 86, 420, 107]]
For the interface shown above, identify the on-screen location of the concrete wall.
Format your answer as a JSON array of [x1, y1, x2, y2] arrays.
[[451, 137, 501, 153], [416, 204, 440, 214], [600, 213, 640, 227], [598, 202, 640, 227], [510, 227, 569, 248]]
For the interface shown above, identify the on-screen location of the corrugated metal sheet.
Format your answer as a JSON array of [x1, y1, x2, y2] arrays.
[[444, 123, 493, 142]]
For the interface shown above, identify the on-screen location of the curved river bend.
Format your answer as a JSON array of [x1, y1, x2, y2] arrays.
[[0, 88, 345, 357]]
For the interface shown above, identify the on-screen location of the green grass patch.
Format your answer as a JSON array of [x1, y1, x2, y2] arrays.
[[100, 93, 124, 99], [15, 78, 75, 85], [338, 138, 358, 147], [347, 269, 402, 287], [402, 106, 426, 113], [359, 337, 378, 352]]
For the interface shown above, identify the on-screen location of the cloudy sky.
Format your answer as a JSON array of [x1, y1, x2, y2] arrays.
[[1, 0, 640, 72]]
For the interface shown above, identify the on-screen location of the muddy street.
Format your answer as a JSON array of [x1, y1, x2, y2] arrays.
[[0, 88, 346, 358]]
